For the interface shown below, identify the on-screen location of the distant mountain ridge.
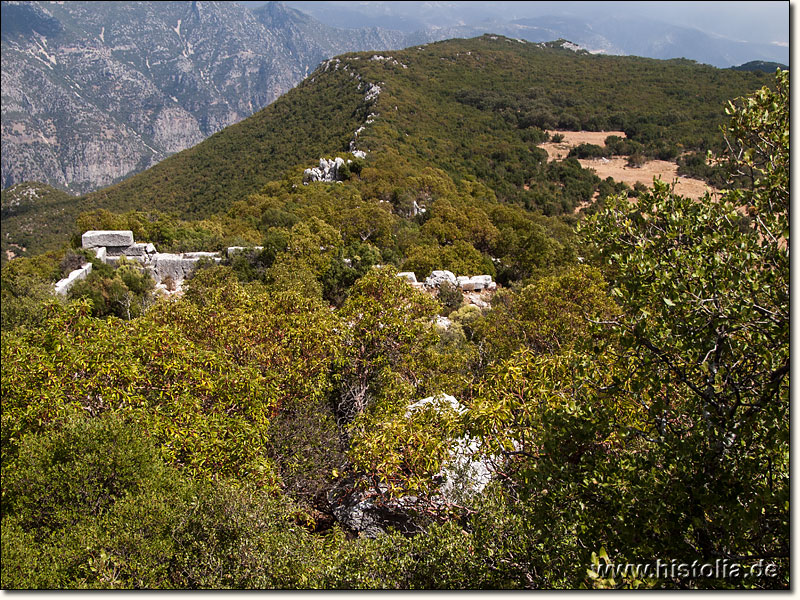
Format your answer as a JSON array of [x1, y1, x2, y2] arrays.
[[731, 60, 788, 73], [286, 1, 789, 69], [1, 1, 786, 197], [0, 0, 410, 195]]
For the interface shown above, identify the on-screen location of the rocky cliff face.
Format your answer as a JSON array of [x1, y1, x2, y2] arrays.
[[0, 1, 408, 195]]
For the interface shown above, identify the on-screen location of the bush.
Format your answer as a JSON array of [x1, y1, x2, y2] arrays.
[[68, 260, 155, 320], [568, 143, 607, 159], [59, 249, 88, 278], [3, 413, 172, 533], [1, 413, 329, 589], [168, 483, 327, 588], [626, 153, 647, 168], [1, 253, 62, 331], [437, 280, 463, 315]]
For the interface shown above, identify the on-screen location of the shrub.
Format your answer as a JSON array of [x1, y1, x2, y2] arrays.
[[437, 280, 463, 315], [3, 413, 172, 533], [59, 249, 87, 277], [568, 143, 607, 159], [626, 153, 647, 168]]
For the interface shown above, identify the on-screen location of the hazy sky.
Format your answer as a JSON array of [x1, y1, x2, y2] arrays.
[[240, 1, 789, 46]]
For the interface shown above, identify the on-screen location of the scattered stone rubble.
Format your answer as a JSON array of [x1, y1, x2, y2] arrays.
[[60, 231, 499, 308], [395, 269, 497, 310], [57, 233, 503, 536], [396, 269, 497, 294]]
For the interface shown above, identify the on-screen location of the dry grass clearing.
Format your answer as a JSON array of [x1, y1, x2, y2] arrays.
[[539, 130, 719, 201], [539, 130, 627, 161], [578, 157, 718, 200]]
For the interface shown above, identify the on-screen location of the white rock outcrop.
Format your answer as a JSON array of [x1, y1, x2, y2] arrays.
[[396, 271, 417, 284], [439, 435, 494, 500], [364, 83, 381, 102], [433, 315, 452, 330], [406, 394, 466, 417], [227, 246, 264, 257], [406, 394, 494, 502], [460, 274, 494, 291], [303, 157, 348, 185], [329, 392, 499, 537]]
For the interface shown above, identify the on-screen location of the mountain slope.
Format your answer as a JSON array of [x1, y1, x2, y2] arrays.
[[83, 59, 370, 218], [1, 182, 79, 261], [86, 35, 770, 215], [1, 1, 308, 193], [2, 35, 771, 262], [0, 1, 411, 195], [2, 1, 784, 197]]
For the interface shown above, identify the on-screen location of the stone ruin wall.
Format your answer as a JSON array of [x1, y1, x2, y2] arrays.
[[56, 231, 498, 304]]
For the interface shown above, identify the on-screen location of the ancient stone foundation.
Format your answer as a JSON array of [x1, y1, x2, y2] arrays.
[[55, 230, 226, 295]]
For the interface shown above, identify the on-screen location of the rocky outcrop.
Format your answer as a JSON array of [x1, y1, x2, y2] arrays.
[[424, 270, 458, 289], [420, 270, 496, 292], [438, 434, 494, 502], [398, 270, 498, 307], [433, 315, 453, 330], [328, 479, 422, 538], [396, 271, 417, 283], [303, 157, 348, 184], [406, 394, 494, 504], [330, 393, 496, 537], [456, 274, 495, 292], [406, 393, 465, 416]]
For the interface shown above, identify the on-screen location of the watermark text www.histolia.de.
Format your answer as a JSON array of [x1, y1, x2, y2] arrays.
[[590, 558, 779, 581]]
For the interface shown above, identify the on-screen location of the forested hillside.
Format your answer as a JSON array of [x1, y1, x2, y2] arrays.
[[90, 35, 769, 213], [0, 33, 788, 589], [2, 35, 770, 263]]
